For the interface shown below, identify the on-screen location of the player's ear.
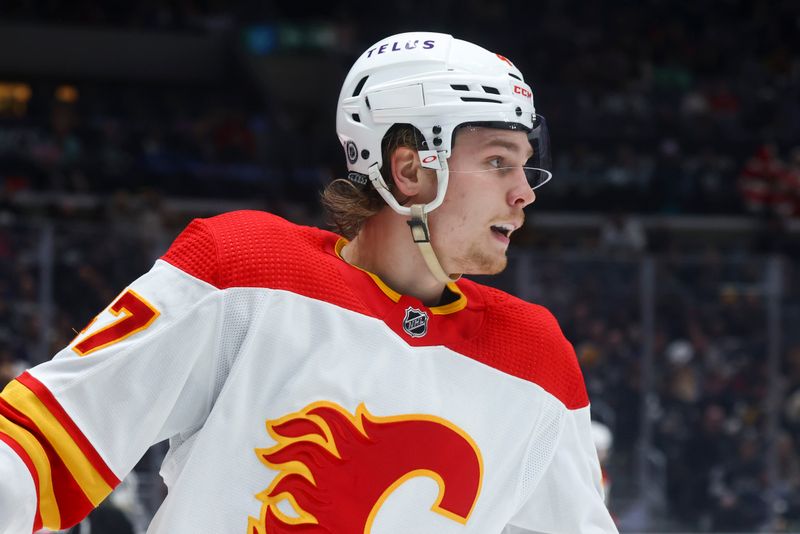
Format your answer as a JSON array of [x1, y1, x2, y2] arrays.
[[390, 147, 431, 198]]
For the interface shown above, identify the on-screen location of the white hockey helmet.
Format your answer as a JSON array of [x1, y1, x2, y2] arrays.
[[335, 32, 550, 282]]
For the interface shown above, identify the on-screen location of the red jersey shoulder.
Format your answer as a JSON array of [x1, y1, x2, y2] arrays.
[[160, 211, 367, 312], [456, 279, 589, 410]]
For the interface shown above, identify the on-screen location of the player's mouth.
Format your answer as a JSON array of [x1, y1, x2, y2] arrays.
[[490, 223, 516, 245]]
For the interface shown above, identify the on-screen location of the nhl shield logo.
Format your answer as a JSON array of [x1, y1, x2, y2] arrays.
[[402, 306, 429, 338]]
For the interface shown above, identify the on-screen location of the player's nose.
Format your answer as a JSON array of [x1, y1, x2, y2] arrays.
[[508, 167, 536, 207]]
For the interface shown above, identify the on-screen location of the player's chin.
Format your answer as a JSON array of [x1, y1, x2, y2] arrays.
[[461, 252, 508, 276], [483, 257, 508, 275]]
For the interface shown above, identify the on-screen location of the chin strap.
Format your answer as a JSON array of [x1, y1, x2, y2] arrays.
[[366, 151, 459, 285], [407, 204, 461, 284]]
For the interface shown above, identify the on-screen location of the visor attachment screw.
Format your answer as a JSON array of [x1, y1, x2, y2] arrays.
[[433, 137, 442, 147], [432, 125, 442, 134], [361, 149, 370, 159], [515, 106, 522, 117]]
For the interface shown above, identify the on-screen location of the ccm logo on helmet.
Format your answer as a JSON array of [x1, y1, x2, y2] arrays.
[[513, 85, 532, 99], [366, 39, 435, 58]]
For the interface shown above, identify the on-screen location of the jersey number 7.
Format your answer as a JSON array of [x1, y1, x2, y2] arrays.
[[72, 289, 160, 357]]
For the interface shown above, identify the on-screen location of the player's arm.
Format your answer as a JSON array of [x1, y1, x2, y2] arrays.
[[0, 442, 37, 534], [0, 219, 225, 533], [503, 404, 618, 533]]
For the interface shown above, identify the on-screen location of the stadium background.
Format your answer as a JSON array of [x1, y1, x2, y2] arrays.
[[0, 1, 798, 532]]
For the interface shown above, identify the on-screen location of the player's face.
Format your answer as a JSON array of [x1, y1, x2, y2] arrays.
[[427, 127, 536, 275]]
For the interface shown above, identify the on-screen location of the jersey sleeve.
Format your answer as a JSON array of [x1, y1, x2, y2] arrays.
[[0, 220, 226, 532], [0, 438, 38, 534], [504, 404, 618, 533]]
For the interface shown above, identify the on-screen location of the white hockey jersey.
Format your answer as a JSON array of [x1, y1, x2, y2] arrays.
[[0, 210, 617, 533]]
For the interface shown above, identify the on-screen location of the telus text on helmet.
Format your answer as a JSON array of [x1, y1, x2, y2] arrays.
[[365, 39, 436, 58]]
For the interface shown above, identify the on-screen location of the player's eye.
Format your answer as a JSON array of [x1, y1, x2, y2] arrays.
[[487, 157, 519, 176]]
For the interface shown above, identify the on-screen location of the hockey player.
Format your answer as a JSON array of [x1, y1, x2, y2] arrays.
[[0, 32, 616, 533]]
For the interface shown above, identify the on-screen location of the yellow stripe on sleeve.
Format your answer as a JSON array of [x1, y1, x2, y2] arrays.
[[2, 380, 114, 506], [0, 414, 61, 527]]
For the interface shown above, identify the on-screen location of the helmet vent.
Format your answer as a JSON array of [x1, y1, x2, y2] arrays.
[[450, 84, 470, 91], [352, 76, 369, 97], [352, 113, 360, 123], [482, 86, 500, 95], [461, 97, 502, 104], [508, 73, 522, 81]]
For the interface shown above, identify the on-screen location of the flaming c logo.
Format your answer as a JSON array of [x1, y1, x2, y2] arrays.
[[248, 401, 483, 534]]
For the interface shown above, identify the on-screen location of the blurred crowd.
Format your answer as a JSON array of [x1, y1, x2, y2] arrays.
[[1, 0, 800, 532], [1, 1, 799, 221]]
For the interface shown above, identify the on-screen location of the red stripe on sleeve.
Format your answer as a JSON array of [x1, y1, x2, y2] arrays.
[[0, 430, 43, 532], [47, 447, 96, 528], [0, 395, 95, 530], [16, 372, 120, 488]]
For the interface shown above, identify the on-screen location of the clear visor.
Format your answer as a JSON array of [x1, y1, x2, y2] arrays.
[[447, 114, 552, 190], [449, 166, 552, 190]]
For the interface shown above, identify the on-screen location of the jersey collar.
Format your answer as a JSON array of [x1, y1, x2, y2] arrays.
[[333, 237, 468, 315]]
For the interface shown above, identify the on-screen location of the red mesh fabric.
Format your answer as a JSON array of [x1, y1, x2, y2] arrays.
[[161, 210, 369, 315], [161, 217, 220, 287], [161, 210, 588, 410], [453, 281, 589, 410]]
